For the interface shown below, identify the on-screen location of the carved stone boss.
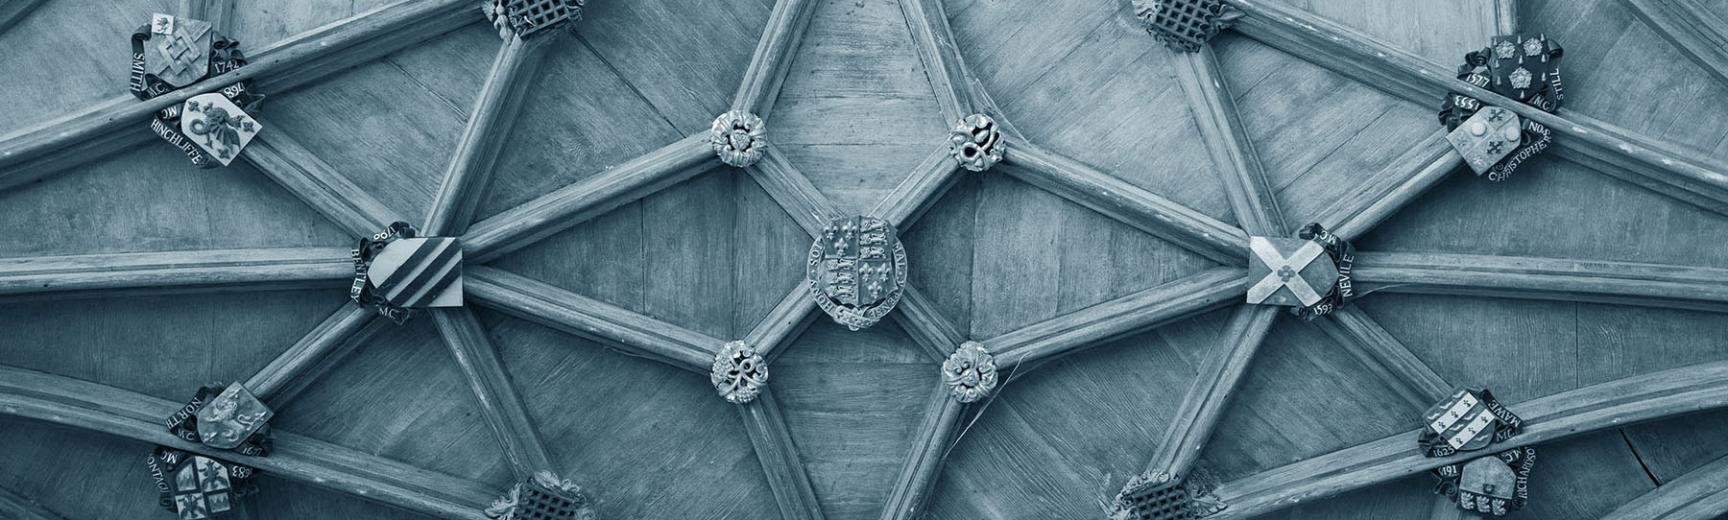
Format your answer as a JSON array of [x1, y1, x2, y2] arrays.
[[1109, 469, 1225, 520], [806, 216, 908, 330], [484, 0, 585, 40], [950, 114, 1005, 172], [486, 471, 596, 520], [1131, 0, 1242, 52], [711, 341, 768, 404]]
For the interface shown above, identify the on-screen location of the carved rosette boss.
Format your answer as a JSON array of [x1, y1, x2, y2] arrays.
[[710, 110, 767, 167], [806, 216, 908, 331], [711, 340, 768, 404], [950, 114, 1005, 172], [1131, 0, 1242, 52], [943, 341, 998, 403]]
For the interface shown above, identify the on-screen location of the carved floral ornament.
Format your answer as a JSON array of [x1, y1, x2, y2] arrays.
[[710, 110, 767, 167], [711, 340, 768, 404], [806, 216, 909, 330], [1130, 0, 1242, 52], [950, 114, 1005, 172], [943, 341, 998, 403]]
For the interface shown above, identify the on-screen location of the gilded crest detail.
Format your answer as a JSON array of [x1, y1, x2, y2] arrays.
[[806, 216, 908, 330]]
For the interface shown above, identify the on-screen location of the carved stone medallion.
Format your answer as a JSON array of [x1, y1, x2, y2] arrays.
[[1446, 106, 1523, 176], [195, 383, 273, 450], [180, 93, 260, 166], [1244, 236, 1338, 308], [710, 110, 766, 167], [486, 471, 595, 520], [711, 340, 767, 404], [145, 15, 213, 88], [366, 237, 465, 309], [943, 341, 998, 403], [806, 216, 908, 330], [950, 114, 1004, 172]]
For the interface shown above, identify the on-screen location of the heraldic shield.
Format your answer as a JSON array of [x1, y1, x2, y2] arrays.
[[366, 237, 464, 308], [1424, 388, 1501, 453], [145, 15, 213, 88], [1446, 106, 1523, 175], [807, 216, 908, 330], [1245, 236, 1338, 308], [195, 383, 273, 450], [180, 93, 261, 166], [1485, 34, 1562, 105], [173, 455, 234, 520]]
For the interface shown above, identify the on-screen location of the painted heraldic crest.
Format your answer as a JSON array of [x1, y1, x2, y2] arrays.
[[1245, 236, 1338, 308], [1446, 106, 1523, 176], [172, 455, 234, 519], [807, 216, 908, 330], [145, 15, 213, 88], [1420, 388, 1524, 457]]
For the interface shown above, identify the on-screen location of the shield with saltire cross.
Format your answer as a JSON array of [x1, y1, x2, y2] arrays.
[[1245, 236, 1339, 307]]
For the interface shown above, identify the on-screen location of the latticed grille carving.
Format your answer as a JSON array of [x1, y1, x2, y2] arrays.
[[517, 480, 582, 519], [1119, 480, 1195, 520], [502, 0, 582, 37], [1132, 0, 1236, 52]]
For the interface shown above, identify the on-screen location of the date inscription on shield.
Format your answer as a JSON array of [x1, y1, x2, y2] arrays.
[[807, 216, 907, 331]]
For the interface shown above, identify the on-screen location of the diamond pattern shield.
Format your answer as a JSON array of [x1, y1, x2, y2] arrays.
[[367, 237, 464, 308], [1245, 237, 1338, 307], [146, 16, 213, 88], [180, 93, 261, 166], [1446, 106, 1523, 175], [1424, 388, 1500, 453]]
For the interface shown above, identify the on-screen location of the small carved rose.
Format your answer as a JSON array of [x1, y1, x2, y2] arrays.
[[710, 110, 767, 167], [711, 340, 768, 404], [942, 341, 998, 403], [949, 114, 1004, 172]]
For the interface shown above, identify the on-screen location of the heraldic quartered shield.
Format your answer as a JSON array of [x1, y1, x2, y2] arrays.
[[1446, 106, 1523, 175], [366, 237, 465, 308], [1245, 236, 1338, 308], [145, 15, 213, 88], [807, 216, 908, 330], [172, 455, 234, 520], [195, 383, 273, 450], [180, 93, 261, 166]]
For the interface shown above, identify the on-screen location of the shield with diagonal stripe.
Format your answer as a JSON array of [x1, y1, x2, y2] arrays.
[[1245, 236, 1338, 307], [1423, 388, 1502, 453], [367, 237, 464, 308]]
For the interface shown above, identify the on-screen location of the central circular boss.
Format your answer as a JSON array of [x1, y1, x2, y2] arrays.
[[806, 216, 908, 330]]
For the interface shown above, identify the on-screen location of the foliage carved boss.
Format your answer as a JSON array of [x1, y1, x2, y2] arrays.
[[806, 216, 908, 330]]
